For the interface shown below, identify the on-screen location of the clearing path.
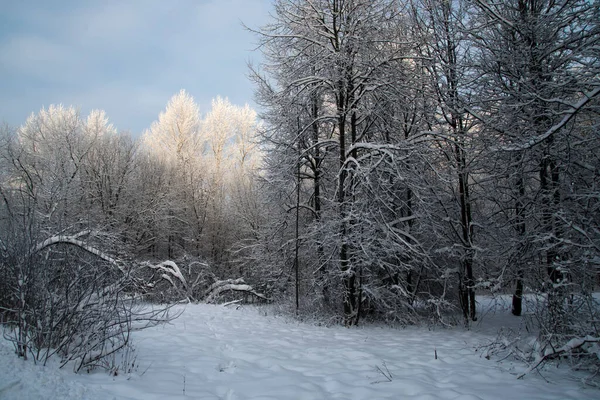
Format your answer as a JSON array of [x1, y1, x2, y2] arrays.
[[1, 302, 597, 399]]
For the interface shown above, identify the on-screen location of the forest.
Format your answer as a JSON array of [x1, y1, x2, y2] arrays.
[[1, 0, 599, 380]]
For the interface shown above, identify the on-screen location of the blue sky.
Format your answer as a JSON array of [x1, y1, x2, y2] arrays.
[[0, 0, 273, 134]]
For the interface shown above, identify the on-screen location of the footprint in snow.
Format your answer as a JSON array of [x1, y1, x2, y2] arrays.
[[220, 343, 234, 353], [217, 360, 236, 373]]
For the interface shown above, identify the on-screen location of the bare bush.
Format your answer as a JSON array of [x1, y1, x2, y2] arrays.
[[0, 230, 173, 373]]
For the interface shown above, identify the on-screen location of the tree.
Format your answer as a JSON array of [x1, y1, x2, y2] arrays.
[[410, 0, 481, 322], [471, 0, 600, 333], [80, 111, 139, 237], [16, 105, 94, 230], [143, 89, 206, 258], [0, 114, 171, 372], [202, 97, 258, 266], [253, 0, 452, 324]]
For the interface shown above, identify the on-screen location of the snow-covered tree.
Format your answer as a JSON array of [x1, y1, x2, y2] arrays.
[[252, 0, 454, 324], [470, 0, 600, 334], [201, 97, 263, 271], [408, 0, 482, 322], [142, 90, 206, 258]]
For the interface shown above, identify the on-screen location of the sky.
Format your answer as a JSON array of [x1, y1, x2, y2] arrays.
[[0, 0, 273, 135]]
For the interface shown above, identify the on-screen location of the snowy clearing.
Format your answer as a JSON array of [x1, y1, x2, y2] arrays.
[[1, 299, 598, 400]]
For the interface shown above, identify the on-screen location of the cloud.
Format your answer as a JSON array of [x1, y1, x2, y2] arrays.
[[0, 0, 273, 134], [0, 35, 79, 82]]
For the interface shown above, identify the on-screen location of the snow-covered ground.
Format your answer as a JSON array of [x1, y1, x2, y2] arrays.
[[1, 299, 598, 400]]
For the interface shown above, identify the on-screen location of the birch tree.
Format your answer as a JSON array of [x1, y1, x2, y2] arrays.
[[201, 97, 262, 269], [16, 105, 94, 229]]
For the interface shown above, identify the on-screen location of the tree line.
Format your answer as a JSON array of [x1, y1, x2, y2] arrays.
[[0, 92, 264, 369]]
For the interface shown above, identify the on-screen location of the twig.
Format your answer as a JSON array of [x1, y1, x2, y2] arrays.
[[371, 361, 393, 384]]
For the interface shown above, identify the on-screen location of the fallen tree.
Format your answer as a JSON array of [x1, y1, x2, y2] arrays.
[[31, 232, 269, 305], [204, 278, 268, 304]]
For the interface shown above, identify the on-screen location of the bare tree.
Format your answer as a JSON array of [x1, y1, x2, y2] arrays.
[[143, 90, 207, 258], [471, 0, 600, 324], [252, 0, 454, 325]]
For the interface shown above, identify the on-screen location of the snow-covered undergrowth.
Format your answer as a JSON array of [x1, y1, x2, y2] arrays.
[[1, 298, 598, 400]]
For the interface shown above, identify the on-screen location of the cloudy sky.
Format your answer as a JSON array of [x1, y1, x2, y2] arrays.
[[0, 0, 273, 134]]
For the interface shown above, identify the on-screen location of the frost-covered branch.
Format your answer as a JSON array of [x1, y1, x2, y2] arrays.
[[501, 87, 600, 151], [204, 278, 267, 304], [518, 336, 600, 379], [31, 231, 125, 273], [144, 261, 189, 291]]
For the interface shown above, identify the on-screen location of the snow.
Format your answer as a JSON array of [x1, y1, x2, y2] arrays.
[[1, 299, 598, 400], [146, 261, 189, 290], [31, 231, 125, 273]]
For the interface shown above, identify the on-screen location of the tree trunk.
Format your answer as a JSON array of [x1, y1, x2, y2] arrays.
[[295, 138, 301, 313], [512, 274, 524, 316], [456, 140, 476, 322], [512, 172, 526, 316]]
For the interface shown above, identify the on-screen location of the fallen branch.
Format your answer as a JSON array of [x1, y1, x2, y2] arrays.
[[204, 278, 267, 304], [142, 260, 193, 302], [518, 336, 600, 379], [144, 261, 189, 291], [204, 278, 245, 299], [31, 231, 125, 273], [222, 299, 243, 307]]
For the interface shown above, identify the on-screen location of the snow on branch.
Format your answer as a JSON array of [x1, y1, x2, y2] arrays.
[[299, 139, 339, 158], [204, 278, 245, 297], [141, 260, 194, 302], [517, 336, 600, 379], [474, 0, 519, 32], [31, 231, 125, 273], [346, 142, 413, 157], [204, 278, 267, 304], [144, 261, 189, 291], [501, 87, 600, 151]]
